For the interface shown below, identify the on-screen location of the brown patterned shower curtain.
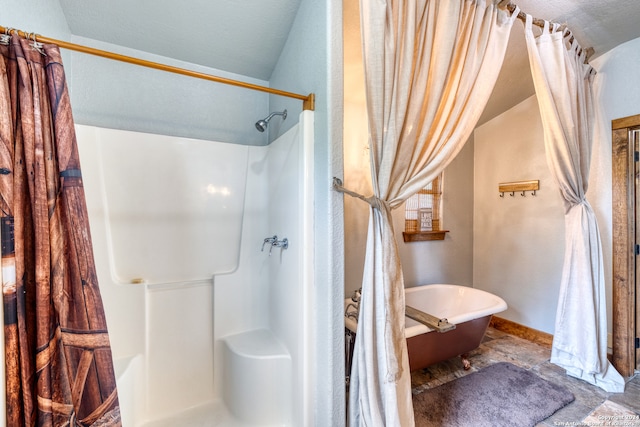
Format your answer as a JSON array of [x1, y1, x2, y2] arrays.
[[0, 35, 121, 426]]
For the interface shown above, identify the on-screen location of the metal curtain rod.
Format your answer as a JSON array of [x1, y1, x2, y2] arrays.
[[0, 25, 315, 111]]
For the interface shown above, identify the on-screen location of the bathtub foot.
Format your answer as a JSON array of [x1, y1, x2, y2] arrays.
[[461, 354, 471, 371]]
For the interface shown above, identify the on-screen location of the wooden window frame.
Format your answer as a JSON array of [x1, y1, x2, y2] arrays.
[[402, 174, 449, 242]]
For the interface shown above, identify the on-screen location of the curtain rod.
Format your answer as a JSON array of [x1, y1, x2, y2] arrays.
[[0, 25, 316, 111], [504, 2, 594, 59], [504, 3, 546, 29]]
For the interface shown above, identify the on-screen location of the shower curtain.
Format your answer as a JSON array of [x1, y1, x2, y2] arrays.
[[523, 16, 625, 393], [0, 34, 121, 425], [341, 1, 517, 424]]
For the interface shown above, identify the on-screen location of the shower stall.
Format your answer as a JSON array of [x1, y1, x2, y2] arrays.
[[72, 110, 314, 426]]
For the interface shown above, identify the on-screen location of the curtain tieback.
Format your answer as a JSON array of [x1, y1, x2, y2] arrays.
[[563, 196, 590, 213], [332, 177, 388, 211]]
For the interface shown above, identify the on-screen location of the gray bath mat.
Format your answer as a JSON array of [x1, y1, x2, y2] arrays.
[[413, 362, 574, 427]]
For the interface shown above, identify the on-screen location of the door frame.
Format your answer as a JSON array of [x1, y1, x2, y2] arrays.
[[611, 114, 640, 377]]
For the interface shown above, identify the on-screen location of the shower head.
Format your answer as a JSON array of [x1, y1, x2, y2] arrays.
[[255, 109, 287, 132]]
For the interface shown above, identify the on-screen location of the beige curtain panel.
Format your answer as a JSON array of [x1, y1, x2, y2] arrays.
[[524, 15, 624, 393], [345, 1, 517, 425]]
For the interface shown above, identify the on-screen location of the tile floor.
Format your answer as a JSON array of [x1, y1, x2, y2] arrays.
[[410, 327, 640, 426]]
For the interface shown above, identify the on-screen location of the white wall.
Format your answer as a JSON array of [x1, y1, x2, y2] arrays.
[[591, 37, 640, 125], [271, 1, 344, 425], [472, 36, 640, 337], [473, 95, 565, 334]]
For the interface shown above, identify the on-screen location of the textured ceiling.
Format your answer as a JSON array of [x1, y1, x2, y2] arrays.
[[59, 0, 640, 122]]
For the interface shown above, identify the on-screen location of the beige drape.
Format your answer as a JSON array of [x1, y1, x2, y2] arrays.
[[524, 16, 624, 393], [344, 1, 517, 424]]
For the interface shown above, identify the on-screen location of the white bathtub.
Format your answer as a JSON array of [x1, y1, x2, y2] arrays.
[[345, 284, 507, 370]]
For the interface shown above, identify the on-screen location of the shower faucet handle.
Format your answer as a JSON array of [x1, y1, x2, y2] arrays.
[[274, 238, 288, 250], [261, 235, 288, 256], [262, 235, 278, 253]]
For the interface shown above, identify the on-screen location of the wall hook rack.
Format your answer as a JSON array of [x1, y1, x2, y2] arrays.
[[498, 180, 539, 198]]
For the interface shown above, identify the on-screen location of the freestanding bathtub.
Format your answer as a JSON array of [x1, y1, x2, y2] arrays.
[[344, 284, 507, 372]]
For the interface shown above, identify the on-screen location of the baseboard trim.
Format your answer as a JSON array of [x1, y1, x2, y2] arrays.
[[489, 316, 553, 348], [489, 316, 616, 362]]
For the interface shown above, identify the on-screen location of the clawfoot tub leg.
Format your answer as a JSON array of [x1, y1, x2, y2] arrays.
[[461, 354, 471, 370]]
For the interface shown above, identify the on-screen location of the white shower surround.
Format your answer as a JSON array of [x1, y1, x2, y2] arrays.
[[70, 111, 314, 426]]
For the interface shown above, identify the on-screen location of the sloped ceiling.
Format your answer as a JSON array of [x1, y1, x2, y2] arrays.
[[58, 0, 302, 81], [59, 0, 640, 123], [480, 0, 640, 124]]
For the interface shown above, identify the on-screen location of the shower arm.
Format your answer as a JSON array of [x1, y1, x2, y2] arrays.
[[264, 111, 286, 122]]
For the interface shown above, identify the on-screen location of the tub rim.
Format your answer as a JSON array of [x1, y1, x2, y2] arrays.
[[344, 283, 507, 339]]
